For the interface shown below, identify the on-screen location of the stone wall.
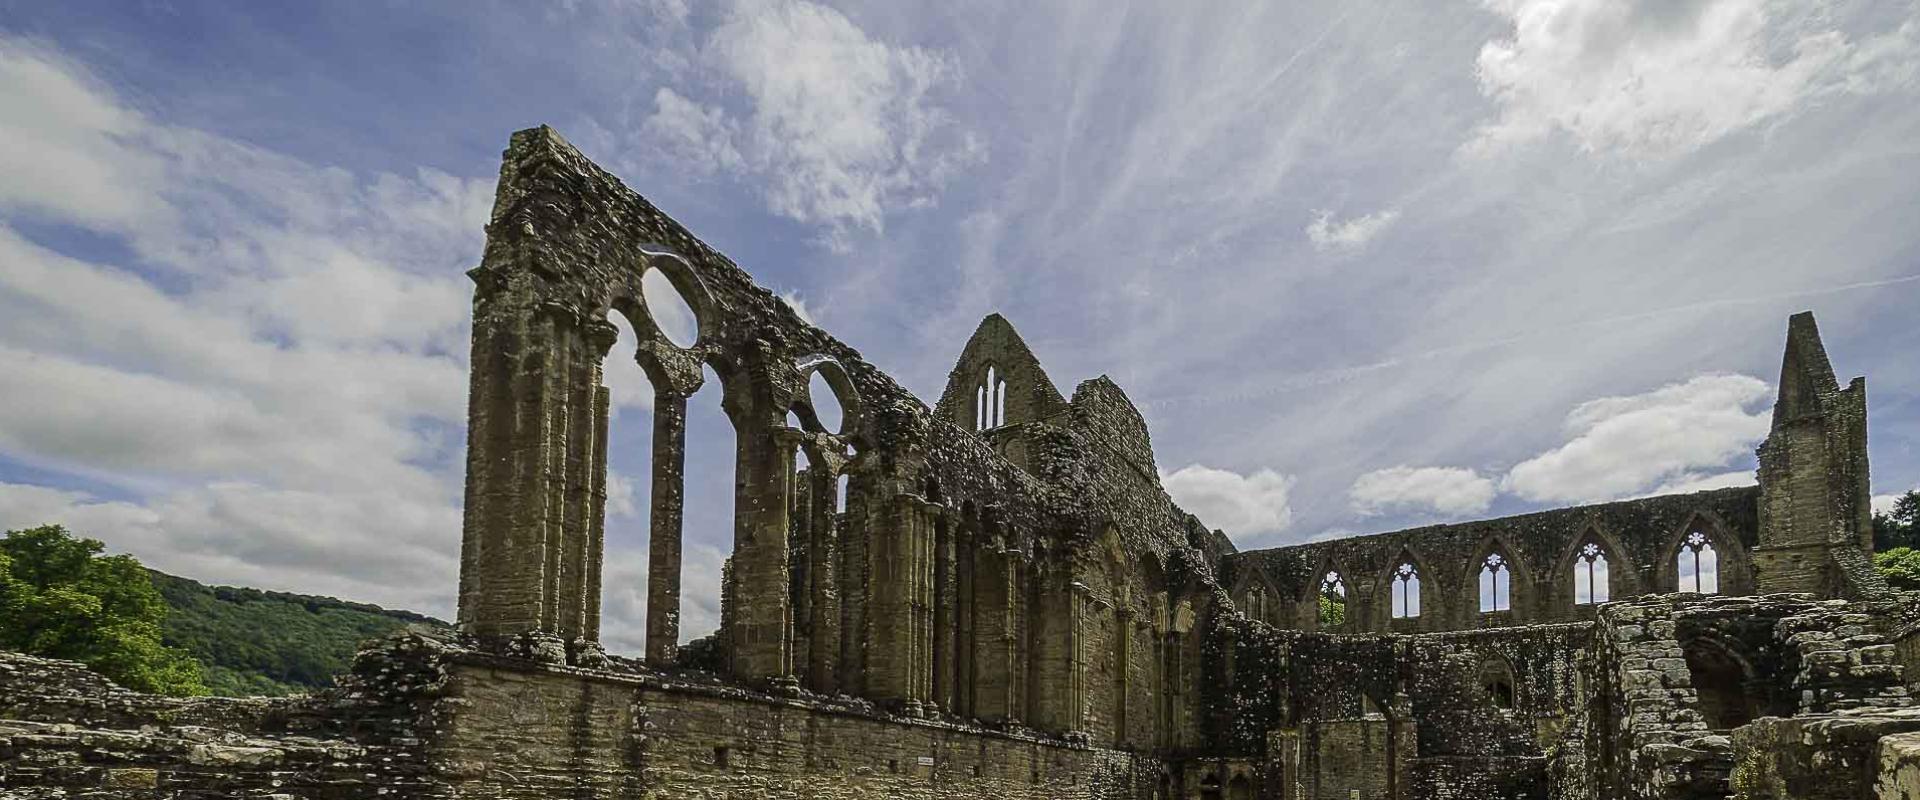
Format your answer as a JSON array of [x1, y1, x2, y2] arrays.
[[431, 652, 1158, 799], [1224, 489, 1761, 635]]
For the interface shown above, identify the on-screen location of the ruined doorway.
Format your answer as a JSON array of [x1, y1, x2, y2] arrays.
[[1683, 637, 1760, 730]]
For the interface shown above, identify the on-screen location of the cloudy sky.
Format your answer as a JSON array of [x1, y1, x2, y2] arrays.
[[2, 0, 1917, 652]]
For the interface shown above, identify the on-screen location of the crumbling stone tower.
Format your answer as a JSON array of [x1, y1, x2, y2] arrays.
[[1753, 312, 1883, 597]]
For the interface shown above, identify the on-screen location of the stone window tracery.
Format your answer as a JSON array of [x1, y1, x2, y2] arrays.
[[1573, 541, 1611, 605], [1678, 530, 1720, 594], [1479, 553, 1511, 613], [1318, 571, 1346, 628], [1391, 562, 1420, 619]]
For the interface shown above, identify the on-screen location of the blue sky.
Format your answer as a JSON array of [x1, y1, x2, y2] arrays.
[[2, 0, 1918, 652]]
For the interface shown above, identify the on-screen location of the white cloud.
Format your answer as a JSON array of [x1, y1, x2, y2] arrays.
[[644, 0, 985, 246], [0, 37, 486, 615], [1875, 490, 1916, 516], [1468, 0, 1920, 157], [1350, 465, 1497, 517], [1306, 208, 1400, 251], [1161, 464, 1296, 542], [1503, 374, 1772, 504]]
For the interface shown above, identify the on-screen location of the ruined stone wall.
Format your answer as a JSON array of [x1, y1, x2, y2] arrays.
[[429, 652, 1162, 799], [1224, 489, 1760, 635], [0, 635, 451, 799], [451, 127, 1232, 755]]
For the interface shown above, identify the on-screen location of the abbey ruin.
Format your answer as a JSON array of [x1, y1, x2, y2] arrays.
[[5, 126, 1920, 799]]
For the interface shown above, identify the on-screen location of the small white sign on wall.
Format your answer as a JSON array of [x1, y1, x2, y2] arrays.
[[917, 756, 936, 767]]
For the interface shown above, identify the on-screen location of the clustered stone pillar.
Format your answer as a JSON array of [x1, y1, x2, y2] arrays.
[[645, 390, 690, 664], [457, 274, 614, 649]]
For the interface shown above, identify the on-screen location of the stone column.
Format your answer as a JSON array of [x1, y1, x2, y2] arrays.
[[932, 512, 957, 711], [728, 426, 797, 682], [806, 463, 842, 693], [645, 390, 690, 665]]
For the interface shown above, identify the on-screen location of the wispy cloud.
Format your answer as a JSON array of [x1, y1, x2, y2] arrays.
[[641, 0, 985, 249], [1307, 208, 1401, 252], [1467, 0, 1920, 157]]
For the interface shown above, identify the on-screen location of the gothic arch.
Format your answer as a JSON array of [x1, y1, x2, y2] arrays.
[[1377, 545, 1436, 630], [1464, 537, 1530, 624], [1229, 563, 1284, 626], [1305, 556, 1354, 632], [1553, 523, 1640, 616], [1656, 511, 1753, 595]]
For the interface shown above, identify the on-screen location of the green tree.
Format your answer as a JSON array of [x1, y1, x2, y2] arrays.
[[1317, 592, 1346, 627], [1875, 491, 1920, 552], [1878, 547, 1920, 592], [0, 525, 204, 695]]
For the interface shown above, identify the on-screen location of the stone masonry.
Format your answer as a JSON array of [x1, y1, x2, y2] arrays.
[[3, 126, 1918, 799]]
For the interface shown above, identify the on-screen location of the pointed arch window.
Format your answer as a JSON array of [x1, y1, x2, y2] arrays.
[[1318, 571, 1347, 628], [976, 366, 1008, 430], [1479, 553, 1511, 613], [1391, 562, 1421, 619], [1573, 541, 1611, 605], [1678, 530, 1719, 594]]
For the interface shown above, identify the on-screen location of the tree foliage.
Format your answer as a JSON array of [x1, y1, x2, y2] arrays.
[[1877, 547, 1920, 592], [0, 525, 205, 695], [1875, 491, 1920, 552], [1317, 592, 1346, 627]]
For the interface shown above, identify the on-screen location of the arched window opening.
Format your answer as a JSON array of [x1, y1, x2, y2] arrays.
[[677, 364, 736, 645], [1318, 571, 1347, 628], [597, 312, 732, 659], [976, 366, 1008, 430], [1479, 553, 1511, 613], [1226, 775, 1253, 800], [836, 473, 849, 511], [1480, 659, 1515, 710], [1391, 562, 1421, 619], [807, 370, 843, 433], [1573, 541, 1611, 605], [1678, 531, 1720, 594], [641, 266, 699, 348]]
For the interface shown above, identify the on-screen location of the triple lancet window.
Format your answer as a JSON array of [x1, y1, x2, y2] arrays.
[[975, 366, 1007, 431]]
